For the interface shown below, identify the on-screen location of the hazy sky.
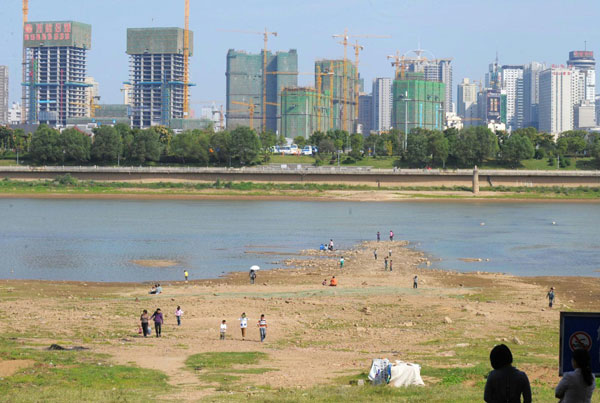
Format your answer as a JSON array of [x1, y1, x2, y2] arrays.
[[1, 0, 598, 114]]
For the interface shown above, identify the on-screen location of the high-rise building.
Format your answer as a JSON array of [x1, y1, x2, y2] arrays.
[[357, 93, 372, 135], [280, 87, 329, 139], [391, 72, 445, 132], [523, 62, 546, 129], [0, 66, 7, 124], [574, 101, 596, 129], [23, 21, 91, 126], [121, 84, 133, 106], [406, 58, 452, 115], [477, 89, 502, 125], [539, 66, 574, 136], [314, 59, 357, 133], [226, 49, 297, 133], [84, 76, 99, 117], [501, 65, 524, 131], [372, 77, 392, 133], [456, 78, 478, 126], [567, 50, 596, 128], [8, 102, 21, 125], [126, 28, 193, 129]]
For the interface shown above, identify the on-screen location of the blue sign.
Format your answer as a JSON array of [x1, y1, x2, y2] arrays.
[[559, 312, 600, 375]]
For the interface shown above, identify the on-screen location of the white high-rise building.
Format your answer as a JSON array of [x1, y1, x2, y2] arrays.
[[501, 65, 524, 131], [539, 66, 574, 136], [0, 66, 8, 124], [121, 84, 133, 106], [523, 62, 546, 129], [457, 78, 479, 126], [372, 77, 392, 133], [8, 102, 21, 125], [567, 51, 596, 128]]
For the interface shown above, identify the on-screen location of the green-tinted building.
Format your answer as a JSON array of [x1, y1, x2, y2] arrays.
[[226, 49, 297, 133], [391, 73, 445, 132], [280, 87, 331, 139], [314, 59, 357, 133]]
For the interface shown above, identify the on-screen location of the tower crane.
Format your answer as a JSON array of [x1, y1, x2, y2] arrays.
[[221, 28, 277, 133], [387, 51, 405, 80], [332, 29, 390, 132], [350, 40, 364, 121], [231, 100, 256, 129], [182, 0, 191, 118]]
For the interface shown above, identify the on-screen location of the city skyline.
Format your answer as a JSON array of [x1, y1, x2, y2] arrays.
[[1, 0, 598, 111]]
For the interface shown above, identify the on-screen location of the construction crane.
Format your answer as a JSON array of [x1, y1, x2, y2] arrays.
[[333, 29, 390, 132], [21, 0, 29, 124], [231, 100, 255, 130], [221, 28, 277, 133], [350, 40, 364, 122], [183, 0, 190, 118], [387, 51, 405, 80]]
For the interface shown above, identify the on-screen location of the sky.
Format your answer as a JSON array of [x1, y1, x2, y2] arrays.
[[1, 0, 599, 115]]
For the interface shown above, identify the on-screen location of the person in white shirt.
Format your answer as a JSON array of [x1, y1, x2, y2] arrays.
[[555, 348, 595, 403], [239, 313, 248, 340], [175, 306, 183, 326], [220, 320, 227, 340]]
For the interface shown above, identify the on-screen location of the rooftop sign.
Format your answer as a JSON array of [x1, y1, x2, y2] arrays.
[[23, 21, 92, 49]]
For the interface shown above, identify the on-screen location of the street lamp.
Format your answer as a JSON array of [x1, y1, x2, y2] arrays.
[[398, 91, 411, 151]]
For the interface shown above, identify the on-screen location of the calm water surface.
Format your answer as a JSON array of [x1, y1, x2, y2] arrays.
[[0, 199, 598, 282]]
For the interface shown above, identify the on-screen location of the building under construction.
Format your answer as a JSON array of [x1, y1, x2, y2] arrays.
[[126, 28, 193, 129], [226, 49, 297, 133], [314, 59, 357, 132], [391, 72, 445, 132], [23, 21, 92, 126], [280, 87, 331, 138]]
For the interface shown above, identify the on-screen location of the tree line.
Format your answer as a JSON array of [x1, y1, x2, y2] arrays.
[[1, 124, 599, 168]]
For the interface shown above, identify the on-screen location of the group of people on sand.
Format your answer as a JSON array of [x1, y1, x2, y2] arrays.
[[220, 313, 268, 342], [319, 239, 336, 251], [484, 343, 595, 402], [148, 284, 162, 294]]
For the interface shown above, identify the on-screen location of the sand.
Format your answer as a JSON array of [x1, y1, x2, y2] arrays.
[[0, 240, 598, 401]]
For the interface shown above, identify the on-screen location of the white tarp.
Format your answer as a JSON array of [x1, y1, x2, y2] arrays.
[[389, 360, 425, 387]]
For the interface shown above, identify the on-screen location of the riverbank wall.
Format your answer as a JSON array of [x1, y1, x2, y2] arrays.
[[1, 166, 600, 188]]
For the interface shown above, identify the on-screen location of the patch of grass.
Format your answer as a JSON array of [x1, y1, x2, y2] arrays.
[[185, 351, 267, 370]]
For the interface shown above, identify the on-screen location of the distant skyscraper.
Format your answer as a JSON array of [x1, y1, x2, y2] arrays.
[[567, 50, 596, 127], [372, 77, 392, 133], [539, 66, 574, 136], [8, 102, 21, 125], [523, 62, 546, 129], [501, 65, 524, 131], [416, 59, 453, 115], [84, 77, 99, 117], [127, 27, 193, 129], [121, 84, 132, 106], [0, 66, 7, 124], [457, 78, 478, 126], [23, 21, 91, 126], [358, 93, 372, 134]]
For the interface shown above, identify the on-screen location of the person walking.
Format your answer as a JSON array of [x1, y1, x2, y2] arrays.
[[376, 231, 380, 242], [388, 249, 392, 258], [339, 256, 345, 269], [249, 269, 257, 285], [329, 239, 334, 251], [555, 348, 595, 402], [140, 309, 150, 337], [175, 306, 183, 326], [389, 260, 393, 272], [257, 314, 268, 342], [184, 270, 189, 281], [239, 313, 248, 340], [220, 320, 227, 340], [150, 308, 163, 338], [484, 344, 531, 403], [413, 275, 418, 289], [373, 249, 378, 260], [384, 257, 388, 271], [547, 287, 555, 308], [389, 230, 394, 241]]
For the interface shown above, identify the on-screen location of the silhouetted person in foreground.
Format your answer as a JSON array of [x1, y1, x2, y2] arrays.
[[484, 344, 531, 403], [555, 348, 595, 402]]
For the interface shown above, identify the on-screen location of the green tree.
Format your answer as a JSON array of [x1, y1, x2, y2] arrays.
[[170, 130, 209, 164], [499, 134, 534, 167], [317, 138, 336, 156], [406, 131, 429, 167], [29, 125, 63, 163], [293, 136, 307, 148], [451, 126, 498, 167], [91, 126, 122, 162], [277, 133, 287, 146], [557, 131, 587, 156], [130, 128, 162, 163], [428, 130, 449, 167], [308, 131, 326, 147], [61, 128, 91, 163], [152, 126, 174, 155], [209, 131, 232, 165], [230, 126, 261, 165], [259, 131, 277, 150], [349, 133, 364, 160]]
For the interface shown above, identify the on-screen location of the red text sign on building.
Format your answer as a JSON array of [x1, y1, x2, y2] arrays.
[[23, 22, 71, 42]]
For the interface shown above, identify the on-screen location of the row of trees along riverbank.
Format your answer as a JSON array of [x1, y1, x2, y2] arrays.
[[1, 124, 599, 169]]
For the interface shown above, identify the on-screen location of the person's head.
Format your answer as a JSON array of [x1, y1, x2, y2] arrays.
[[489, 344, 513, 370], [332, 276, 336, 279], [572, 348, 594, 385], [143, 309, 147, 314], [157, 283, 160, 287], [551, 287, 554, 290], [156, 308, 161, 313], [222, 319, 226, 323], [241, 312, 246, 317], [261, 314, 265, 318], [177, 306, 180, 310]]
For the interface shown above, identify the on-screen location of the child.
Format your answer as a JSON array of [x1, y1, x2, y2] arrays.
[[413, 275, 418, 289], [384, 257, 388, 271], [239, 313, 248, 340], [339, 256, 344, 269], [322, 279, 327, 286], [257, 314, 267, 342], [220, 320, 227, 340], [390, 230, 394, 241], [175, 306, 183, 326], [389, 260, 393, 272], [547, 287, 555, 308], [373, 249, 378, 260]]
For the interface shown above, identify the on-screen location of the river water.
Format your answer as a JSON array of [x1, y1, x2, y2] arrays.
[[0, 199, 598, 282]]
